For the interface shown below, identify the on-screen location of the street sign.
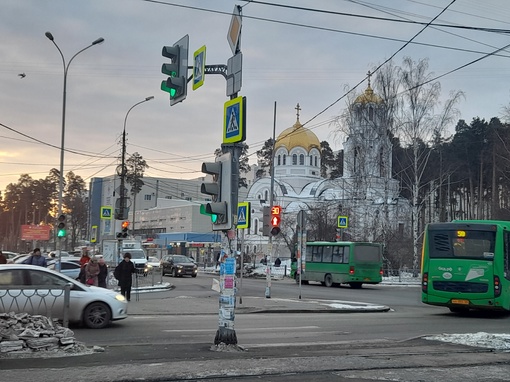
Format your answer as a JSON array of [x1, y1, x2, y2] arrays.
[[21, 225, 51, 241], [101, 206, 113, 220], [337, 215, 348, 228], [90, 225, 98, 243], [227, 5, 242, 55], [237, 202, 250, 229], [193, 45, 206, 90], [223, 96, 246, 144]]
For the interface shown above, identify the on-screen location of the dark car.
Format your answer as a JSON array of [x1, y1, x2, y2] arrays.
[[161, 255, 198, 277]]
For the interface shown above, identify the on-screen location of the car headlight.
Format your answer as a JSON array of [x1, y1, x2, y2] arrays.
[[147, 264, 153, 269], [115, 294, 126, 302]]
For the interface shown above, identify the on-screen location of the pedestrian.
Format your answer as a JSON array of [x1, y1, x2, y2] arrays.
[[22, 248, 47, 267], [84, 256, 100, 286], [0, 251, 6, 265], [274, 257, 281, 267], [97, 257, 108, 288], [79, 250, 90, 267], [114, 253, 136, 301]]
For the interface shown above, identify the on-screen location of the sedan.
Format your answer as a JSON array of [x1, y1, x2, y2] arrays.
[[47, 260, 82, 280], [161, 255, 198, 277], [0, 265, 128, 329]]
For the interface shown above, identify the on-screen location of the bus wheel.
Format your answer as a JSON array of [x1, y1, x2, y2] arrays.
[[349, 282, 363, 289], [449, 307, 469, 314], [324, 274, 333, 287]]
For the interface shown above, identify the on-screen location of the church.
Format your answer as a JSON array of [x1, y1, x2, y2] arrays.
[[243, 80, 412, 259]]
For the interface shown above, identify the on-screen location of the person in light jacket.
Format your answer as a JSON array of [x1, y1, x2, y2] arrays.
[[85, 256, 100, 286]]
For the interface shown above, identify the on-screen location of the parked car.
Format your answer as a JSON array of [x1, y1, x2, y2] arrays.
[[0, 265, 128, 329], [161, 255, 198, 277], [47, 260, 82, 280], [2, 251, 19, 263], [12, 254, 31, 264]]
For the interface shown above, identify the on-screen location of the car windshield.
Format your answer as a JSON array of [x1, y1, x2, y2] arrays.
[[126, 251, 145, 259], [172, 255, 190, 263]]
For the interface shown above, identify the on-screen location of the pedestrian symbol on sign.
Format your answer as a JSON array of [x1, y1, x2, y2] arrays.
[[337, 216, 348, 228]]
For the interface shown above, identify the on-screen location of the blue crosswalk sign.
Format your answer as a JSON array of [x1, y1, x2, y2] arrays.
[[337, 216, 348, 228], [237, 202, 250, 229]]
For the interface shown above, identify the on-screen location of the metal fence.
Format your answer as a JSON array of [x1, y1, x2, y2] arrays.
[[0, 285, 71, 327]]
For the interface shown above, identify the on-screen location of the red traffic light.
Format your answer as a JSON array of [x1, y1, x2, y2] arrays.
[[271, 216, 280, 227], [121, 221, 130, 229]]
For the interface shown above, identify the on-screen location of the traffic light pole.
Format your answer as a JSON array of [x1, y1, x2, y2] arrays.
[[266, 101, 277, 299]]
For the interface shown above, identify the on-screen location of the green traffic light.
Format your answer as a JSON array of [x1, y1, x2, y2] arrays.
[[57, 229, 66, 238], [211, 214, 218, 223]]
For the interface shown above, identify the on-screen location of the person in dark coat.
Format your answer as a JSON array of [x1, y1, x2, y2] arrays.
[[97, 257, 108, 288], [114, 253, 136, 301]]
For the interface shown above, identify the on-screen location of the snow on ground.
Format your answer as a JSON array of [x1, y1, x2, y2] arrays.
[[425, 332, 510, 351]]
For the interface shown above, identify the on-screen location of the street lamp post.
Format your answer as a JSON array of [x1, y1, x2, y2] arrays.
[[45, 32, 104, 255], [117, 96, 154, 261]]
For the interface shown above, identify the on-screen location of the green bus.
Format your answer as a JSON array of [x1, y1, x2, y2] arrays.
[[291, 241, 383, 288], [421, 220, 510, 313]]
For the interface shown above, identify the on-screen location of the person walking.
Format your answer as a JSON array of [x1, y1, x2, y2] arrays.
[[84, 256, 100, 286], [22, 248, 47, 267], [114, 253, 136, 301], [97, 257, 108, 288]]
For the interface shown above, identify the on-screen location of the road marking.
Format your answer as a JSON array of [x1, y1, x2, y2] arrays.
[[162, 326, 320, 333]]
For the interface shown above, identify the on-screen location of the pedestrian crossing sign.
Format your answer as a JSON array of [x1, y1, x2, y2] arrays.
[[223, 96, 246, 143], [337, 215, 348, 228], [237, 202, 250, 229], [101, 206, 113, 220]]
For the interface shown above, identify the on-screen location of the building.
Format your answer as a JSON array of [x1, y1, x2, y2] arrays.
[[243, 85, 411, 260]]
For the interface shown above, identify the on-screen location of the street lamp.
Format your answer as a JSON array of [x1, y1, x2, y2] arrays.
[[45, 32, 104, 253], [119, 96, 154, 227]]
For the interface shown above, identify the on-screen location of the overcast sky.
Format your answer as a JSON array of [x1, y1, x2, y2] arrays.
[[1, 0, 510, 193]]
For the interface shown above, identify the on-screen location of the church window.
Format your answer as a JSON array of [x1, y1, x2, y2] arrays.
[[283, 154, 286, 165], [277, 155, 281, 166], [299, 154, 304, 165], [309, 155, 313, 166], [379, 148, 384, 176], [354, 147, 361, 173], [292, 154, 297, 165], [254, 220, 258, 236], [314, 156, 318, 167], [264, 190, 269, 201], [369, 106, 374, 121]]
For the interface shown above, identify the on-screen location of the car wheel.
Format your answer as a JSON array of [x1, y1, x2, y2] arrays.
[[172, 268, 178, 277], [324, 274, 333, 287], [192, 274, 197, 278], [83, 302, 112, 329]]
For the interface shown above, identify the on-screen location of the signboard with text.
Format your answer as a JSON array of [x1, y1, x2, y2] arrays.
[[21, 225, 51, 241]]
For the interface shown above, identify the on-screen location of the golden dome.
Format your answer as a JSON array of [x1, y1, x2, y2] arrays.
[[275, 115, 321, 152], [354, 85, 384, 105]]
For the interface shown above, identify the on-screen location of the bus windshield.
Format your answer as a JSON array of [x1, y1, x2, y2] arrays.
[[428, 230, 495, 260]]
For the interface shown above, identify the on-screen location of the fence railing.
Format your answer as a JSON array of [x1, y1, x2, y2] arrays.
[[0, 285, 71, 327]]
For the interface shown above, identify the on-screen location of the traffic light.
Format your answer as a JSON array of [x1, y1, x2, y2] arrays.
[[262, 206, 271, 236], [200, 152, 232, 231], [117, 221, 129, 239], [161, 34, 189, 106], [270, 205, 282, 236], [57, 214, 66, 238]]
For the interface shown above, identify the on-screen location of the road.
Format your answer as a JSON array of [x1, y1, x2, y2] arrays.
[[4, 273, 510, 382]]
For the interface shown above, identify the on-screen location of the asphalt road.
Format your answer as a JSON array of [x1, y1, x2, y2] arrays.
[[3, 273, 510, 382]]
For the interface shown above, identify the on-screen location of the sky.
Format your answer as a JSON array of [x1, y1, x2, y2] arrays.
[[1, 0, 510, 194]]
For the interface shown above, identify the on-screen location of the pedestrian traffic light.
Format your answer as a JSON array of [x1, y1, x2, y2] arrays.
[[201, 152, 232, 231], [117, 221, 129, 239], [57, 214, 66, 238], [161, 34, 189, 106], [270, 205, 281, 236]]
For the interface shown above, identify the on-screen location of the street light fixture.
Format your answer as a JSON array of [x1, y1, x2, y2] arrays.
[[116, 96, 154, 261], [119, 96, 154, 221], [45, 32, 104, 254]]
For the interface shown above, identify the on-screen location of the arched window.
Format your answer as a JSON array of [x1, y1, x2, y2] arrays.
[[369, 106, 374, 121], [254, 220, 258, 236], [354, 147, 361, 173], [283, 154, 286, 165], [299, 154, 305, 165], [309, 155, 313, 165], [264, 190, 269, 201], [314, 156, 318, 167], [292, 154, 297, 165], [277, 155, 281, 166]]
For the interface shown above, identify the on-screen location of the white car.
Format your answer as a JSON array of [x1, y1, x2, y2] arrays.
[[0, 265, 128, 329]]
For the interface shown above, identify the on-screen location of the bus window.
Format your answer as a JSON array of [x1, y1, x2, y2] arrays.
[[353, 245, 381, 263], [322, 246, 332, 263], [430, 230, 495, 260], [311, 246, 322, 262], [332, 246, 343, 263]]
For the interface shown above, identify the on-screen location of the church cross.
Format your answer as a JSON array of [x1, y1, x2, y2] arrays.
[[295, 103, 301, 120]]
